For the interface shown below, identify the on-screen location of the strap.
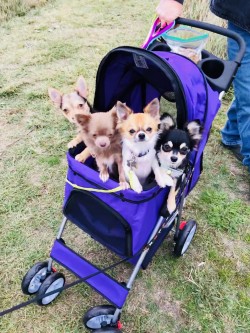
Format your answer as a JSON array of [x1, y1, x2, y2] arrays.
[[0, 255, 130, 318]]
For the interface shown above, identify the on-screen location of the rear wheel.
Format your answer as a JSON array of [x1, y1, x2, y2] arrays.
[[174, 220, 197, 256], [83, 305, 118, 330]]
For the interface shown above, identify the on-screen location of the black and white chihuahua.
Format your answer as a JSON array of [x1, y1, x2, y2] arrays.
[[156, 113, 203, 214]]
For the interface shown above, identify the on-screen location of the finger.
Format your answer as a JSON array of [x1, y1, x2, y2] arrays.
[[160, 19, 167, 28]]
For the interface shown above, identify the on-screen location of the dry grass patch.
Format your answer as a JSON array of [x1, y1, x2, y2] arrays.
[[0, 0, 49, 22]]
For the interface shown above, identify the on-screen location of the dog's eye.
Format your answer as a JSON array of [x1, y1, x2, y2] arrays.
[[162, 144, 172, 152], [129, 129, 136, 135], [63, 108, 68, 113], [93, 134, 97, 138], [146, 127, 152, 132], [79, 104, 84, 108], [180, 147, 189, 155]]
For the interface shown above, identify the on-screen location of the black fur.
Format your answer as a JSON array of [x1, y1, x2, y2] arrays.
[[156, 113, 202, 170]]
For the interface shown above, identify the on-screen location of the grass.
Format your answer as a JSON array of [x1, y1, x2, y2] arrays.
[[0, 0, 249, 332], [0, 0, 49, 22]]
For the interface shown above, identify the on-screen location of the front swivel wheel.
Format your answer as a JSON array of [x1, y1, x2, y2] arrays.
[[37, 272, 65, 306], [21, 261, 49, 295]]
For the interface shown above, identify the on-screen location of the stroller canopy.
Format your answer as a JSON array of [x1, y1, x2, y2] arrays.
[[93, 46, 221, 190], [93, 46, 220, 129]]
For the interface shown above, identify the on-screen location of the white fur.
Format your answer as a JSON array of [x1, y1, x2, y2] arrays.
[[122, 134, 173, 193], [160, 115, 175, 130], [123, 136, 157, 183]]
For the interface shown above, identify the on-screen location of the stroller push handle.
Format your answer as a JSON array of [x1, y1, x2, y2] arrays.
[[176, 18, 246, 65], [174, 18, 246, 92], [143, 17, 246, 91]]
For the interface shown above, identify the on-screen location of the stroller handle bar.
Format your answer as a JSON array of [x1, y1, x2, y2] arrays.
[[176, 18, 246, 65]]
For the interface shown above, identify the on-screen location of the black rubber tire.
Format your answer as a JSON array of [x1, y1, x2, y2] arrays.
[[174, 220, 197, 257], [21, 261, 49, 295], [37, 272, 65, 306], [92, 329, 122, 332], [83, 305, 117, 330]]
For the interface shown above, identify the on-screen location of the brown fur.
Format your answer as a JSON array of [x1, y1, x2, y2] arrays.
[[75, 109, 128, 189], [48, 76, 91, 148]]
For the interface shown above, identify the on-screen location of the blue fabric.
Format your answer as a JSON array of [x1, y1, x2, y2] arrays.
[[221, 22, 250, 171]]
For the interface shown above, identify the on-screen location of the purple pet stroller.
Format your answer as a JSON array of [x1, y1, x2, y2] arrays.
[[21, 19, 245, 332]]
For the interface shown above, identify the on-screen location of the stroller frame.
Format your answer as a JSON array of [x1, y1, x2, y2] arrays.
[[51, 210, 178, 324], [20, 18, 245, 332]]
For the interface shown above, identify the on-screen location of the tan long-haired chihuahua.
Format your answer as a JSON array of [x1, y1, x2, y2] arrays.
[[116, 98, 173, 193], [48, 76, 91, 156]]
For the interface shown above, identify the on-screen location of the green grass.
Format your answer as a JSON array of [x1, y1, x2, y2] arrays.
[[0, 0, 249, 332]]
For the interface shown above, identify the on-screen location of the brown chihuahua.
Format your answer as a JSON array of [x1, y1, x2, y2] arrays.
[[75, 109, 129, 190]]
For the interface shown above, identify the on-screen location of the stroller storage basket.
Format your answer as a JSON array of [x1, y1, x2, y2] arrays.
[[63, 153, 169, 257]]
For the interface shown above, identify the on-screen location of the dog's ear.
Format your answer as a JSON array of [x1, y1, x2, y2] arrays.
[[159, 113, 176, 131], [48, 88, 62, 108], [185, 120, 203, 149], [116, 101, 132, 121], [75, 114, 91, 128], [75, 76, 88, 99], [109, 106, 119, 125], [144, 98, 160, 119]]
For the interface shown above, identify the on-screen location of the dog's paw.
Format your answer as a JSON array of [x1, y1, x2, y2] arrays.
[[164, 175, 174, 187], [67, 139, 78, 149], [75, 154, 86, 163], [167, 200, 176, 214], [131, 180, 143, 193], [132, 184, 143, 193], [119, 181, 130, 190], [155, 172, 174, 188], [100, 171, 109, 183], [128, 173, 143, 193]]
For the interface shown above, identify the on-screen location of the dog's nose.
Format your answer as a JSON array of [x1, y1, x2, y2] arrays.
[[100, 143, 107, 147], [171, 155, 178, 162], [138, 133, 145, 141]]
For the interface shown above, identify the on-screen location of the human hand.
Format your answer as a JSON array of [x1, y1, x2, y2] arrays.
[[156, 0, 183, 27]]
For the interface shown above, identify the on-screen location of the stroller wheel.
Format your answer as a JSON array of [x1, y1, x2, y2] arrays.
[[21, 261, 49, 295], [83, 305, 118, 330], [174, 220, 197, 257], [91, 329, 122, 332], [37, 272, 65, 306]]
